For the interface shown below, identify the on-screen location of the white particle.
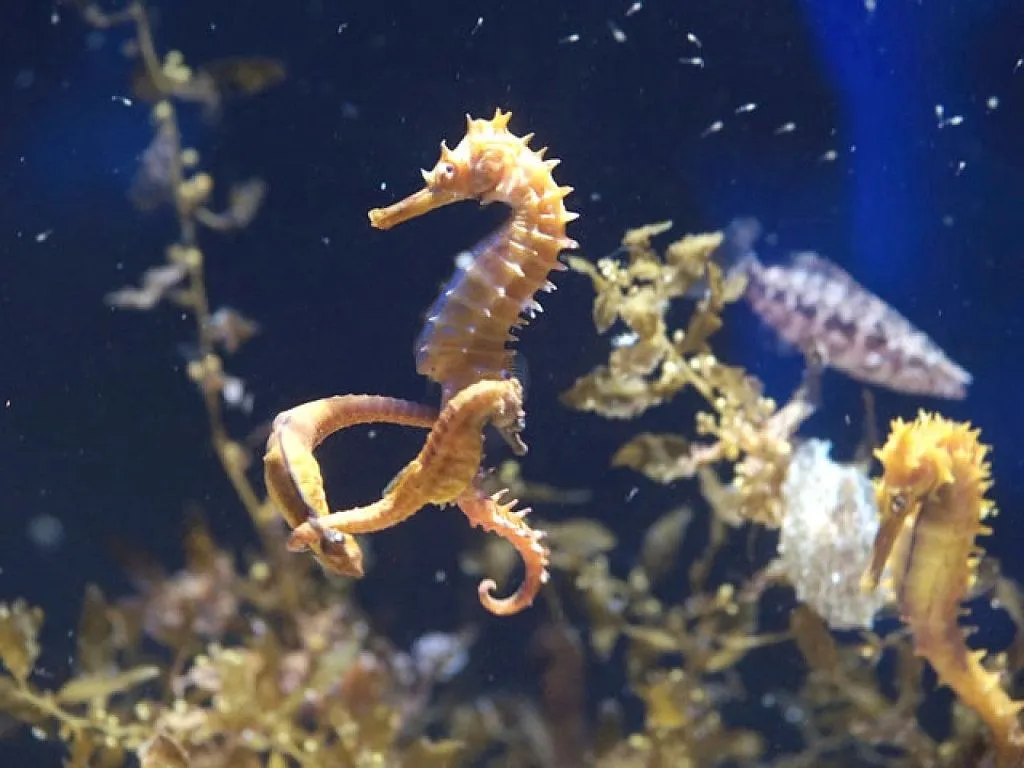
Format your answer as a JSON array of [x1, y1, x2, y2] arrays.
[[434, 569, 447, 583], [470, 16, 483, 35], [337, 23, 348, 34], [686, 32, 702, 48], [818, 149, 838, 163], [955, 160, 967, 176], [367, 429, 377, 439], [27, 514, 64, 552], [559, 33, 580, 44], [935, 104, 963, 129], [774, 122, 797, 135], [50, 10, 60, 24], [13, 70, 34, 89], [607, 20, 626, 43], [784, 705, 807, 725], [380, 181, 387, 191], [680, 57, 704, 68], [735, 102, 757, 114], [701, 120, 723, 137], [986, 96, 999, 111], [625, 486, 639, 502], [611, 331, 639, 348], [321, 236, 330, 245], [35, 229, 53, 243], [625, 2, 643, 16], [112, 94, 133, 107]]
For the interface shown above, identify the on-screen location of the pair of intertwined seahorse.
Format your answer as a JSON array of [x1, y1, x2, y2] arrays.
[[866, 412, 1024, 766], [263, 110, 577, 615]]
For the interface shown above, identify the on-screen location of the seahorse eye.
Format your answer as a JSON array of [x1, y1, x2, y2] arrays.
[[890, 493, 907, 515], [438, 162, 456, 181]]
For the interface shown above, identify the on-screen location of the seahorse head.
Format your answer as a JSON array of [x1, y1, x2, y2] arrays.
[[369, 109, 531, 230], [875, 412, 957, 506]]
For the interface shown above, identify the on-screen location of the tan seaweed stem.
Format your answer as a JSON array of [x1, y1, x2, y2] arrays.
[[75, 1, 268, 534]]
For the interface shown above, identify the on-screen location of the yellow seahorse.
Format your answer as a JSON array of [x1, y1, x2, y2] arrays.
[[864, 411, 1023, 765]]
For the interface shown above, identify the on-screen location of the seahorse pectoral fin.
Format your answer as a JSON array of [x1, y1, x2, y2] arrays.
[[369, 185, 458, 230]]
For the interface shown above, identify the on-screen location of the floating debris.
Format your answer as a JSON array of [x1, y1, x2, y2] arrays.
[[701, 120, 724, 137], [607, 19, 627, 43]]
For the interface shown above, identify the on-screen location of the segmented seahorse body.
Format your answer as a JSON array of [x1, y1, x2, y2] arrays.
[[369, 109, 578, 405], [292, 378, 527, 538], [414, 224, 517, 393], [866, 412, 1023, 765]]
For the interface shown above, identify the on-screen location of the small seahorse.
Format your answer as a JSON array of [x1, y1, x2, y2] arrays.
[[369, 109, 578, 411], [864, 411, 1023, 765], [267, 378, 550, 615]]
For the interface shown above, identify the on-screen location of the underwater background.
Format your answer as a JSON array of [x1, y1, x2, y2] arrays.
[[1, 0, 1024, 765]]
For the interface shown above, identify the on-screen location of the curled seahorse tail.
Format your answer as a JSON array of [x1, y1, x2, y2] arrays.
[[458, 488, 550, 616], [476, 564, 544, 616]]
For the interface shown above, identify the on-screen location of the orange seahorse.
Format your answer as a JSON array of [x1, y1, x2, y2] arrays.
[[864, 411, 1024, 765], [263, 110, 574, 615], [369, 109, 578, 412], [269, 379, 549, 615]]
